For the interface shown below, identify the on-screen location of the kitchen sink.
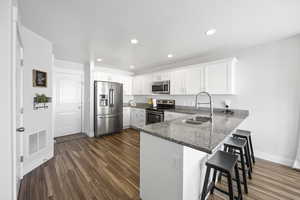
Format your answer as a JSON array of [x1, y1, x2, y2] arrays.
[[184, 116, 211, 125]]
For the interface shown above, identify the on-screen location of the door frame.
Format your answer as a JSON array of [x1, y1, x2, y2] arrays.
[[12, 5, 24, 200], [53, 67, 85, 138]]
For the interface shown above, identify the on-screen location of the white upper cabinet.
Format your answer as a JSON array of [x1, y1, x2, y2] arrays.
[[170, 69, 187, 95], [185, 66, 204, 95], [132, 74, 152, 95], [143, 74, 153, 95], [94, 70, 133, 95], [152, 71, 171, 82], [170, 65, 204, 95], [131, 57, 237, 96], [121, 76, 133, 95], [204, 58, 237, 94], [132, 75, 143, 95]]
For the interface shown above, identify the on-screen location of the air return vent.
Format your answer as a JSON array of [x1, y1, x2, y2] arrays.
[[29, 130, 47, 155]]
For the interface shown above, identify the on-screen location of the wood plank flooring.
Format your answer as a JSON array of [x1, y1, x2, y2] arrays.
[[18, 129, 300, 200]]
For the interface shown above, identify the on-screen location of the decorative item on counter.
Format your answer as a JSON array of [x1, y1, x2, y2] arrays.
[[33, 93, 52, 110], [128, 99, 136, 107], [32, 69, 47, 87], [223, 99, 234, 114], [147, 98, 153, 105], [152, 98, 157, 108]]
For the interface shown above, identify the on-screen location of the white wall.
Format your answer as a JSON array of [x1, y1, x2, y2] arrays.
[[54, 59, 85, 71], [0, 0, 14, 199], [135, 35, 300, 166], [84, 61, 94, 137], [20, 25, 54, 174]]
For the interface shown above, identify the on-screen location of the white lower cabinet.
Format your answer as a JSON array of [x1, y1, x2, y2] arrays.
[[130, 108, 146, 128], [123, 107, 131, 129], [164, 112, 190, 121]]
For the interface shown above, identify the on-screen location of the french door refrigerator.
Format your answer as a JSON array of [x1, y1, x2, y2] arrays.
[[94, 81, 123, 137]]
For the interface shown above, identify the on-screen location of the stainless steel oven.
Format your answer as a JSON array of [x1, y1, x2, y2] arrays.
[[152, 80, 170, 94], [146, 109, 164, 125]]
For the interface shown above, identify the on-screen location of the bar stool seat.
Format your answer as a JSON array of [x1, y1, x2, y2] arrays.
[[224, 137, 247, 149], [233, 129, 255, 164], [207, 150, 239, 172], [201, 151, 243, 200]]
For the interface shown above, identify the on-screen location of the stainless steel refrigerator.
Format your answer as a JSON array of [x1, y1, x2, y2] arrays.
[[94, 81, 123, 137]]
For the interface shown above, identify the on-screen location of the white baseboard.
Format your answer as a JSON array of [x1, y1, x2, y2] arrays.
[[255, 150, 294, 167]]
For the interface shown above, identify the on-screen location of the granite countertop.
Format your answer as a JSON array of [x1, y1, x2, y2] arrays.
[[139, 109, 249, 154]]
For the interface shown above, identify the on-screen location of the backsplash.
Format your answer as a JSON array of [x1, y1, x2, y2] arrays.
[[133, 95, 240, 109]]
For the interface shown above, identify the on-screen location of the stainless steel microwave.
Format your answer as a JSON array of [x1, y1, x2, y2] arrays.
[[152, 80, 170, 94]]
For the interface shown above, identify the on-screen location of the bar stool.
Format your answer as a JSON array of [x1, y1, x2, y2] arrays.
[[233, 129, 255, 164], [201, 150, 243, 200], [220, 137, 252, 194]]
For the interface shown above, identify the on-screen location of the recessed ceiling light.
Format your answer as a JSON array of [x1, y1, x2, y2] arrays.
[[130, 65, 135, 69], [167, 54, 173, 58], [131, 39, 138, 44], [206, 29, 216, 36], [96, 58, 102, 62]]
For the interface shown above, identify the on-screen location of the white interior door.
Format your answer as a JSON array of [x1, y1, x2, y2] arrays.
[[15, 23, 24, 196], [54, 72, 83, 137]]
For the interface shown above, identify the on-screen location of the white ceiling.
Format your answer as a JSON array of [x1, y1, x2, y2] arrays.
[[19, 0, 300, 72]]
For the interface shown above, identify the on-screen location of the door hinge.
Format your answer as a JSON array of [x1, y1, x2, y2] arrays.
[[20, 156, 24, 163], [20, 107, 24, 114]]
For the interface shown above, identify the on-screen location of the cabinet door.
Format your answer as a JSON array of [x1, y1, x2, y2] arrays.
[[204, 61, 234, 94], [142, 74, 152, 95], [130, 109, 137, 127], [170, 69, 186, 95], [122, 76, 132, 95], [152, 71, 171, 82], [132, 76, 143, 95], [134, 109, 145, 127], [185, 66, 204, 95], [123, 107, 130, 128]]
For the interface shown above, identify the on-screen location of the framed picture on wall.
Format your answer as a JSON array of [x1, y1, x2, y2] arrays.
[[32, 69, 47, 87]]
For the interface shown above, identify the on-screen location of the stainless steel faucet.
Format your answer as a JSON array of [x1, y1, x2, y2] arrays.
[[195, 91, 214, 119]]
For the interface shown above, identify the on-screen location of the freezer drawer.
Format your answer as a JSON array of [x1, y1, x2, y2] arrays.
[[94, 114, 123, 137]]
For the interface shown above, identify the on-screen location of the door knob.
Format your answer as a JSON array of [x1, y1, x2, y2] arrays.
[[16, 127, 25, 132]]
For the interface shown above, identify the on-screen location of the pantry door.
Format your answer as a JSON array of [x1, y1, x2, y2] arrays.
[[54, 70, 83, 137]]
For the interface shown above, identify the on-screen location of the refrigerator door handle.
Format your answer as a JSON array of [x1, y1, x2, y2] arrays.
[[109, 88, 112, 107], [111, 89, 114, 106]]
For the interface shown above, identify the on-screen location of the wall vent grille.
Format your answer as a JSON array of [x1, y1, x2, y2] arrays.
[[29, 130, 47, 155]]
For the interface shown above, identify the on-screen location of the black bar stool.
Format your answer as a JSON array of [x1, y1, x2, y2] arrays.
[[220, 137, 252, 194], [201, 150, 243, 200], [233, 129, 255, 164]]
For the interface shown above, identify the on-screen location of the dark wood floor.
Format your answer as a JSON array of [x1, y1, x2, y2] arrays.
[[19, 129, 300, 200]]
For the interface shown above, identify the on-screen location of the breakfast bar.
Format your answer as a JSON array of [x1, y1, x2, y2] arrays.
[[139, 109, 249, 200]]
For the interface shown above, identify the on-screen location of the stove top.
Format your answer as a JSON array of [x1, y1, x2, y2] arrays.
[[146, 99, 175, 113]]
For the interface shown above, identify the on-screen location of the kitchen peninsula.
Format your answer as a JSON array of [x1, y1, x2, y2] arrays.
[[139, 108, 249, 200]]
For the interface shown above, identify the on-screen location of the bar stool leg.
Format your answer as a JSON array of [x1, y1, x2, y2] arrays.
[[227, 172, 234, 200], [234, 164, 243, 200], [244, 145, 252, 179], [218, 146, 228, 183], [201, 166, 211, 200], [210, 169, 217, 194], [239, 148, 248, 194], [249, 135, 255, 164]]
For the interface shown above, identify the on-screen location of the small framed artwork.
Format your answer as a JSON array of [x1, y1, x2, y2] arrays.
[[32, 69, 47, 87]]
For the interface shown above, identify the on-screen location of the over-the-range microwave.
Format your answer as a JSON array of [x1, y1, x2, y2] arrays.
[[151, 80, 170, 94]]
